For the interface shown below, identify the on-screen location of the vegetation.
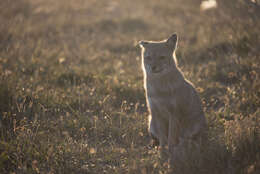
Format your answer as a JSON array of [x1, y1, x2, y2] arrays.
[[0, 0, 259, 173]]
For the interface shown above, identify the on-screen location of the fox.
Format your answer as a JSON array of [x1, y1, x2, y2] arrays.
[[139, 34, 207, 165]]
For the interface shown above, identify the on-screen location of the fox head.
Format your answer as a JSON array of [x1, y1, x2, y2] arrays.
[[139, 34, 178, 76]]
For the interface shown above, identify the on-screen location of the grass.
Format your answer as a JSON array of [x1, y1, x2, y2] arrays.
[[0, 0, 260, 173]]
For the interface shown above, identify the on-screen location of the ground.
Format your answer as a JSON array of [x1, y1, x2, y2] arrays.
[[0, 0, 260, 173]]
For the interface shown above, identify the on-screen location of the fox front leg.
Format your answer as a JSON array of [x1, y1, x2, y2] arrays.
[[168, 115, 181, 167]]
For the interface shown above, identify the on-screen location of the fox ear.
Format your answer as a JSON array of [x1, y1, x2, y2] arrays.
[[138, 41, 149, 48], [166, 33, 178, 51]]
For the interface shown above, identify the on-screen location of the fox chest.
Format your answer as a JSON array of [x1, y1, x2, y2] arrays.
[[146, 91, 177, 119]]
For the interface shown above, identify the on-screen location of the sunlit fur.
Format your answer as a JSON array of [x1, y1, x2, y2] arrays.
[[139, 34, 207, 165]]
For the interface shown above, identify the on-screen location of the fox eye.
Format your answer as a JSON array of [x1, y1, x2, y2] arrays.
[[159, 56, 167, 60]]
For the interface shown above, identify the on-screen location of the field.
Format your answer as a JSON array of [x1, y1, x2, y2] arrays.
[[0, 0, 260, 173]]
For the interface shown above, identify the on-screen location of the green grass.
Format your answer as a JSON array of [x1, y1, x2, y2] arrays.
[[0, 0, 260, 173]]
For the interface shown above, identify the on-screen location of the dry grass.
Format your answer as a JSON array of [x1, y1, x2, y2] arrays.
[[0, 0, 260, 173]]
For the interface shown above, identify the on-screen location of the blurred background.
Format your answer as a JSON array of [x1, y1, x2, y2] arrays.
[[0, 0, 260, 173]]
